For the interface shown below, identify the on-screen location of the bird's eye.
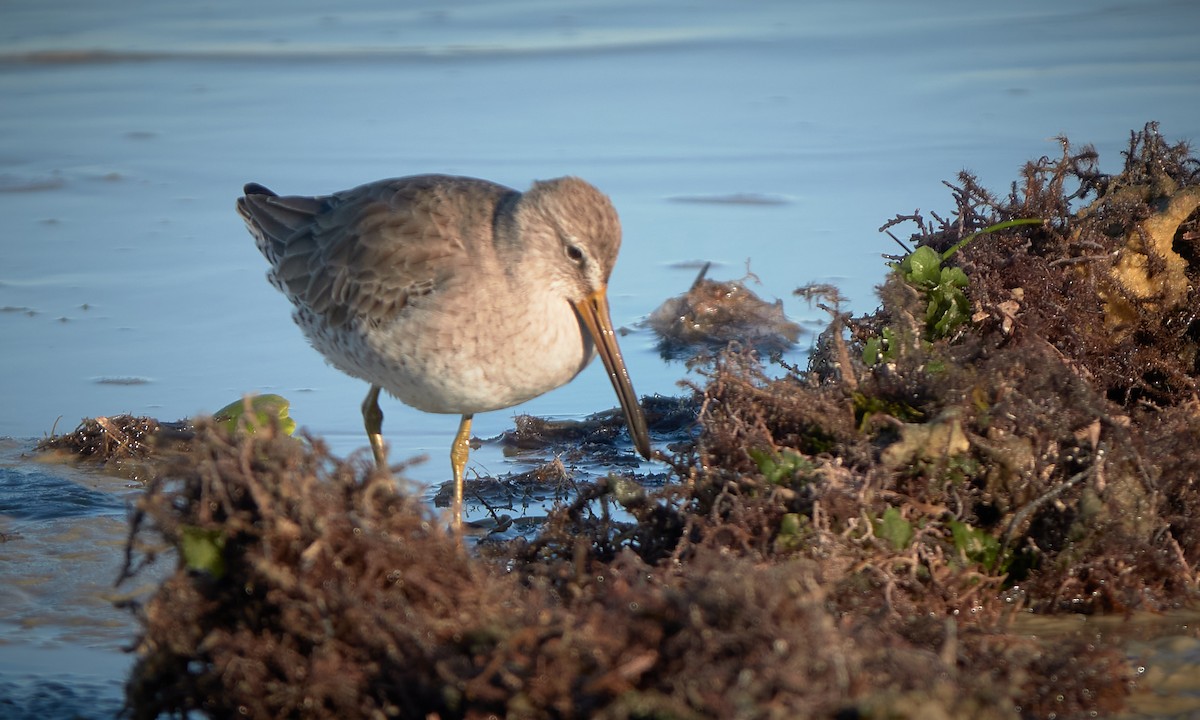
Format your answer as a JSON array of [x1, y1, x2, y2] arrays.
[[564, 243, 585, 265]]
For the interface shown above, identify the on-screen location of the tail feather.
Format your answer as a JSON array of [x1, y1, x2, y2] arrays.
[[237, 183, 325, 264]]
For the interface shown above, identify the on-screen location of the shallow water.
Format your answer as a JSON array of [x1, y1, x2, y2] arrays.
[[2, 0, 1199, 715], [0, 440, 143, 717], [1012, 608, 1200, 718]]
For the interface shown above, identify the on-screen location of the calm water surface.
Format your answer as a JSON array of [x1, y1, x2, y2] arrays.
[[2, 1, 1198, 716]]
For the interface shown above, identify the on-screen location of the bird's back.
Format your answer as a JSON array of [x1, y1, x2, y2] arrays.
[[237, 175, 517, 328]]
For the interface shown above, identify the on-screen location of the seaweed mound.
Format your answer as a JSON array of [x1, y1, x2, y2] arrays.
[[117, 124, 1200, 719], [124, 423, 1112, 719]]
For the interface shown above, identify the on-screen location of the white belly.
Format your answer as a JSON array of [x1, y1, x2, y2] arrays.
[[295, 293, 596, 415]]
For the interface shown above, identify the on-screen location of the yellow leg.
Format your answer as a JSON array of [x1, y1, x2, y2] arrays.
[[361, 385, 387, 469], [450, 413, 473, 532]]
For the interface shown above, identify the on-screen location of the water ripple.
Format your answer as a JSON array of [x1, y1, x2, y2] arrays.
[[0, 464, 126, 521]]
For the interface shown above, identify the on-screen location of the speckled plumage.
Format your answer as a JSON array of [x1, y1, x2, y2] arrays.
[[238, 174, 651, 525]]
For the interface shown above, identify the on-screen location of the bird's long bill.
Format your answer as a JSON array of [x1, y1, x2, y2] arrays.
[[573, 288, 653, 459]]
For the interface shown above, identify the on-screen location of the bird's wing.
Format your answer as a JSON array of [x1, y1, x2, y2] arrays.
[[239, 176, 513, 327]]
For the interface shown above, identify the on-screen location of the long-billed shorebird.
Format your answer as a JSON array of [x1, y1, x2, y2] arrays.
[[237, 174, 652, 524]]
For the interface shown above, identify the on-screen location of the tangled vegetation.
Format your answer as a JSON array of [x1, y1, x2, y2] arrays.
[[42, 124, 1200, 718]]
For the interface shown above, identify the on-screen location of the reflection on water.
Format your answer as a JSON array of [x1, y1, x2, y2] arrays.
[[1129, 632, 1200, 718], [1012, 608, 1200, 718]]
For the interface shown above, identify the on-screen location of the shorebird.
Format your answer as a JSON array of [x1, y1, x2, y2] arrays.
[[237, 174, 652, 524]]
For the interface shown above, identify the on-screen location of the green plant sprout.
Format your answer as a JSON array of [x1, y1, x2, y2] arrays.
[[749, 447, 815, 486], [180, 525, 227, 579], [897, 245, 971, 339], [875, 506, 915, 551], [864, 218, 1043, 365], [938, 218, 1044, 260], [948, 520, 1008, 573]]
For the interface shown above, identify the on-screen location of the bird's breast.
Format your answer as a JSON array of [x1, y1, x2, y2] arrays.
[[296, 290, 596, 415]]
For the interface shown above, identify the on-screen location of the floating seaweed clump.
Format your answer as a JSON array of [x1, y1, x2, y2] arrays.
[[35, 414, 185, 482], [34, 395, 295, 482], [37, 415, 163, 462], [646, 262, 802, 361], [112, 124, 1200, 718]]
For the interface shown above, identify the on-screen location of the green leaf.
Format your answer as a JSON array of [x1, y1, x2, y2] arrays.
[[948, 520, 1001, 569], [774, 512, 808, 552], [876, 506, 914, 551], [214, 394, 296, 436], [180, 525, 227, 579], [932, 290, 970, 337], [941, 266, 969, 289], [901, 246, 943, 286], [863, 326, 900, 366], [925, 293, 945, 327], [749, 448, 812, 485], [779, 513, 803, 537], [748, 447, 773, 473], [863, 336, 883, 366]]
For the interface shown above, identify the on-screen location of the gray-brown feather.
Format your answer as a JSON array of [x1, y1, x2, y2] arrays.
[[238, 175, 517, 328]]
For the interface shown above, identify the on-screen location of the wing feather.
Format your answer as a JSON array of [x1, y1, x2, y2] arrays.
[[238, 176, 515, 327]]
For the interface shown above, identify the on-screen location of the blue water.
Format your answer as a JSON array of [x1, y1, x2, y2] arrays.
[[0, 441, 143, 718], [1, 0, 1198, 716], [0, 463, 127, 521]]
